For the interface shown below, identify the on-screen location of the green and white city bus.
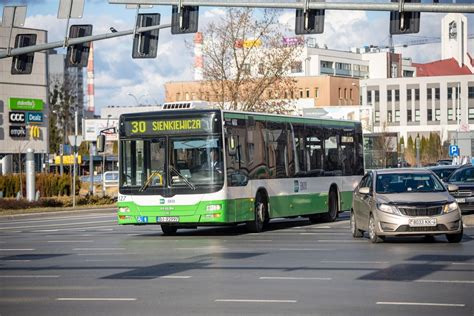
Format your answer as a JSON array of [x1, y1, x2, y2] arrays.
[[117, 102, 364, 235]]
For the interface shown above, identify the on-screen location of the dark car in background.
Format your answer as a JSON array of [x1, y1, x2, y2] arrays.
[[446, 165, 474, 214], [427, 165, 459, 182]]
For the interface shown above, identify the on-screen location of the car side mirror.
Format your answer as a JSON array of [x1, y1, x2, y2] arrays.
[[442, 177, 448, 182], [447, 184, 458, 192], [359, 187, 370, 195]]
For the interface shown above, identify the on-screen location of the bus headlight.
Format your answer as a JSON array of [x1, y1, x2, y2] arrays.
[[206, 204, 222, 211], [443, 202, 459, 214], [118, 207, 130, 213]]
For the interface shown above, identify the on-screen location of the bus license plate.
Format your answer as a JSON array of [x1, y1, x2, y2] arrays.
[[408, 218, 437, 227], [156, 216, 179, 223]]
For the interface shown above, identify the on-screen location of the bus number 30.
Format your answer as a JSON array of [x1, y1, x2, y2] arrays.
[[131, 121, 146, 134]]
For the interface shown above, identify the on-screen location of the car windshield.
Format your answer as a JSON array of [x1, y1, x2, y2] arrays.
[[448, 167, 474, 183], [375, 173, 445, 194], [431, 168, 456, 180]]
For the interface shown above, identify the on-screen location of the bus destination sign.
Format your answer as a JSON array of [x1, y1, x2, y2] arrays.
[[124, 117, 214, 136]]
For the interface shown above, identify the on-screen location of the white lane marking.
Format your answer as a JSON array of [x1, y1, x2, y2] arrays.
[[57, 298, 136, 301], [415, 280, 474, 284], [176, 247, 228, 250], [73, 248, 125, 251], [300, 233, 347, 235], [0, 248, 35, 251], [160, 276, 192, 279], [48, 240, 94, 243], [0, 275, 60, 278], [0, 220, 114, 231], [77, 253, 134, 256], [321, 260, 389, 264], [376, 302, 465, 307], [279, 248, 333, 251], [215, 299, 297, 303], [317, 240, 366, 243], [451, 262, 474, 266], [259, 277, 331, 280], [1, 260, 31, 262], [34, 229, 59, 232], [0, 214, 114, 225]]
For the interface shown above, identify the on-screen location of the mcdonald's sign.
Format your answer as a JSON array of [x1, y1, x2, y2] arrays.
[[29, 125, 41, 139]]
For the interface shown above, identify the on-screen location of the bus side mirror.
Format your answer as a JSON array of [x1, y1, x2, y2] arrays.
[[228, 136, 237, 156], [97, 135, 106, 153]]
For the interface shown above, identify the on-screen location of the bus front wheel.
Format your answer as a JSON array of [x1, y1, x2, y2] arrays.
[[246, 194, 266, 233], [161, 225, 178, 236]]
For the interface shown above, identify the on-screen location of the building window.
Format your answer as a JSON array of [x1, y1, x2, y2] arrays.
[[258, 63, 264, 75], [350, 89, 353, 100], [299, 89, 303, 98], [407, 109, 412, 122], [291, 61, 303, 73], [176, 93, 181, 101], [387, 90, 392, 102], [469, 87, 474, 99], [344, 88, 347, 99], [387, 110, 393, 122], [320, 60, 333, 69], [427, 88, 432, 100], [367, 91, 372, 103], [469, 108, 474, 120], [415, 109, 420, 122], [448, 87, 453, 99], [375, 90, 380, 102], [185, 92, 190, 101], [314, 88, 319, 98], [395, 89, 400, 102], [435, 88, 440, 100], [427, 109, 433, 121], [407, 89, 412, 101], [242, 63, 251, 75], [375, 111, 380, 123], [435, 109, 441, 121], [306, 89, 310, 98], [415, 88, 420, 101], [339, 88, 343, 99], [395, 110, 400, 122], [448, 108, 454, 121]]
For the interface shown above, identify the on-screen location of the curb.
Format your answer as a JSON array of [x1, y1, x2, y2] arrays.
[[0, 206, 116, 218]]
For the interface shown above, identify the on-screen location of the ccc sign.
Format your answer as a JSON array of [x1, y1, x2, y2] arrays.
[[9, 111, 25, 123]]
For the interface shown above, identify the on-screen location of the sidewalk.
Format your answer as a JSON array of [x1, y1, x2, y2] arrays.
[[0, 204, 116, 217]]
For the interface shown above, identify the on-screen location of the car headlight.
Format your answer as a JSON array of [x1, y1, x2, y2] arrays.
[[377, 203, 401, 216], [443, 202, 459, 214], [118, 207, 130, 213]]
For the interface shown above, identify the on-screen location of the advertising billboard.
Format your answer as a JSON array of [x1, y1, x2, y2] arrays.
[[83, 119, 118, 141]]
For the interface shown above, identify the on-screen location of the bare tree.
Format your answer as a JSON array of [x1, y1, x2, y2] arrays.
[[200, 8, 302, 114]]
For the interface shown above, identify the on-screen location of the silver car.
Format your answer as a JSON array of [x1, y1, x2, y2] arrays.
[[351, 169, 463, 243]]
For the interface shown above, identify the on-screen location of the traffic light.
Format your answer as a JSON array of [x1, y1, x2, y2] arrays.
[[66, 24, 93, 67], [390, 0, 421, 35], [295, 9, 325, 35], [11, 34, 37, 75], [96, 135, 105, 153], [171, 5, 199, 34], [132, 13, 160, 59]]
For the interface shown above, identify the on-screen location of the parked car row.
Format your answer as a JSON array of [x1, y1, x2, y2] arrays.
[[351, 167, 465, 244]]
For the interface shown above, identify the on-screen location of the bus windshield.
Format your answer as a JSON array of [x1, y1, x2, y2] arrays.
[[120, 136, 224, 194]]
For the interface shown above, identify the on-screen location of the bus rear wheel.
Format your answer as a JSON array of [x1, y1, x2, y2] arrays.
[[246, 194, 267, 233], [161, 225, 178, 236], [320, 190, 338, 222]]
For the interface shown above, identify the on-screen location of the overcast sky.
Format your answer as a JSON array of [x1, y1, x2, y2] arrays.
[[4, 0, 474, 114]]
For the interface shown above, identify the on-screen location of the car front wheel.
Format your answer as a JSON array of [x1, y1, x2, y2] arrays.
[[368, 214, 384, 243], [350, 210, 363, 238], [446, 226, 463, 243]]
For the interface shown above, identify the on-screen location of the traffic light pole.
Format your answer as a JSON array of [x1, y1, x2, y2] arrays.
[[0, 23, 171, 59]]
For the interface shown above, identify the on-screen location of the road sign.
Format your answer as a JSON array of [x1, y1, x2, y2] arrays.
[[449, 145, 460, 157], [68, 135, 83, 147]]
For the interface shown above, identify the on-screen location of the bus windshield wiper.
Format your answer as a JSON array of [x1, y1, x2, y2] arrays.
[[139, 171, 163, 192], [170, 166, 196, 190]]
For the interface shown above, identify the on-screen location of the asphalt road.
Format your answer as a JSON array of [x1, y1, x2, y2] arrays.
[[0, 210, 473, 316]]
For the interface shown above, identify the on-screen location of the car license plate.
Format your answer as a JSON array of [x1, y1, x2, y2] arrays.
[[408, 218, 437, 227], [156, 216, 179, 223], [456, 198, 466, 203]]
